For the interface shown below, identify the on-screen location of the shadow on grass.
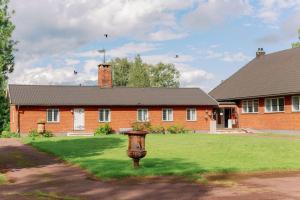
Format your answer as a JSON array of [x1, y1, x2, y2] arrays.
[[29, 137, 126, 159]]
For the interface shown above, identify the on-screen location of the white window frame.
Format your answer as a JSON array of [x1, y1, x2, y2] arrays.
[[186, 108, 197, 121], [292, 96, 300, 112], [162, 108, 173, 122], [137, 109, 149, 122], [99, 109, 111, 122], [242, 99, 259, 113], [264, 97, 285, 113], [47, 108, 60, 123]]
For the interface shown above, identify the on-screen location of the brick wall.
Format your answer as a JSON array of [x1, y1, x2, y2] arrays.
[[10, 105, 18, 132], [238, 95, 300, 130], [11, 105, 213, 134]]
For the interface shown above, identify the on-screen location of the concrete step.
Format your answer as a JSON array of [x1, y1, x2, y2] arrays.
[[216, 129, 248, 134], [67, 132, 94, 137]]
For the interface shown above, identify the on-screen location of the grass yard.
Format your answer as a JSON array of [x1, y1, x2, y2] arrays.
[[24, 134, 300, 180], [0, 174, 6, 184]]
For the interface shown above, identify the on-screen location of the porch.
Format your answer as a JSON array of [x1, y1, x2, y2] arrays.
[[213, 102, 239, 129]]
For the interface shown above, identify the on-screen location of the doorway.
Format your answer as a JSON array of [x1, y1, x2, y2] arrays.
[[74, 108, 85, 131]]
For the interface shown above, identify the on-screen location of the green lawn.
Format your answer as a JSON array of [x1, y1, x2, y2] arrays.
[[0, 173, 6, 184], [24, 134, 300, 180]]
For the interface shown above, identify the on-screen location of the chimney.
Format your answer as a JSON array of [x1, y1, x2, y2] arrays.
[[256, 48, 266, 58], [98, 64, 112, 88]]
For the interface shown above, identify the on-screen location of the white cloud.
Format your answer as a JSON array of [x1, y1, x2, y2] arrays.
[[108, 43, 159, 58], [201, 49, 251, 62], [65, 59, 80, 66], [183, 0, 252, 30], [142, 54, 194, 65], [147, 29, 187, 41]]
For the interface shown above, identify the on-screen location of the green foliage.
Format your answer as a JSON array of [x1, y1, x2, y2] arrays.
[[110, 55, 180, 88], [110, 58, 131, 87], [127, 55, 150, 87], [0, 130, 19, 138], [94, 123, 113, 135], [292, 28, 300, 48], [29, 129, 53, 138], [149, 63, 180, 88], [131, 122, 151, 131], [0, 0, 16, 132], [166, 124, 188, 134], [25, 134, 300, 180], [149, 125, 165, 134]]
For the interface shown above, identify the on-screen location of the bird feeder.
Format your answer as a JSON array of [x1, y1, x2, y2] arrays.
[[125, 130, 148, 168]]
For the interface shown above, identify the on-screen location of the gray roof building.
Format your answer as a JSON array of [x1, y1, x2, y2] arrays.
[[210, 47, 300, 101], [8, 84, 218, 106]]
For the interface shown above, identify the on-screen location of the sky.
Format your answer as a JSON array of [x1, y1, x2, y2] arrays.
[[8, 0, 300, 91]]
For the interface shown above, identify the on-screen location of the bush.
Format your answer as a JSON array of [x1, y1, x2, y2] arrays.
[[149, 125, 165, 134], [131, 122, 151, 131], [166, 125, 188, 134], [29, 129, 54, 138], [0, 131, 20, 138], [94, 123, 113, 135]]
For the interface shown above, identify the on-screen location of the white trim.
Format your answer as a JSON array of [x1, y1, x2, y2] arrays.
[[46, 108, 60, 123], [99, 108, 111, 122], [186, 108, 197, 121], [264, 97, 285, 113], [137, 108, 149, 122], [241, 99, 259, 114], [162, 108, 173, 122]]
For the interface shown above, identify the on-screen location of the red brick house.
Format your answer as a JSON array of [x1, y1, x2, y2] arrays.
[[8, 64, 218, 135], [210, 47, 300, 132]]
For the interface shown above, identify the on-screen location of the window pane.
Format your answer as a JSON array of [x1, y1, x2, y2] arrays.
[[247, 100, 253, 113], [138, 110, 142, 121], [293, 97, 300, 111], [265, 99, 271, 112], [278, 98, 284, 111], [143, 110, 148, 121], [105, 110, 110, 121], [242, 101, 247, 113], [187, 109, 191, 120], [162, 109, 167, 121], [47, 110, 53, 122], [272, 98, 278, 112], [168, 109, 173, 121], [53, 109, 58, 122], [253, 100, 259, 112]]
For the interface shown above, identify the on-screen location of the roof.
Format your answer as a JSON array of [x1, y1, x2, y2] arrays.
[[8, 84, 218, 106], [209, 47, 300, 101]]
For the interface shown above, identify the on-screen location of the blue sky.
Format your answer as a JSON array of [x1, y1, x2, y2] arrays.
[[9, 0, 300, 91]]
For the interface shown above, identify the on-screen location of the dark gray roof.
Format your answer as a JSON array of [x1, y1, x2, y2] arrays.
[[210, 47, 300, 101], [8, 85, 217, 106]]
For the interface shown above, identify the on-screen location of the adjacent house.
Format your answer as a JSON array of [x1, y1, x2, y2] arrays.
[[210, 47, 300, 132], [8, 64, 218, 135]]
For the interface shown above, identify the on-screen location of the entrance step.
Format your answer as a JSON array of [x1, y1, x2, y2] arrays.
[[216, 128, 248, 134], [67, 132, 94, 137]]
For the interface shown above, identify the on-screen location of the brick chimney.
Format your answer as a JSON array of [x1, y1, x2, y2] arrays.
[[256, 48, 266, 58], [98, 64, 112, 88]]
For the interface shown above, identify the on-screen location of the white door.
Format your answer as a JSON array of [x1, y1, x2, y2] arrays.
[[74, 108, 85, 130]]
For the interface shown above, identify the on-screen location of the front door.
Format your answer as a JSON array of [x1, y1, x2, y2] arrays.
[[74, 108, 85, 131]]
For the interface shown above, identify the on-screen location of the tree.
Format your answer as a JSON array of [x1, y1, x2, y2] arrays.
[[110, 58, 131, 87], [127, 55, 150, 87], [292, 28, 300, 48], [0, 0, 16, 131], [149, 63, 180, 88]]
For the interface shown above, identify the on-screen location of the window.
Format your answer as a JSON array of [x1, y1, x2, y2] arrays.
[[162, 108, 173, 121], [187, 108, 197, 121], [47, 109, 59, 122], [99, 109, 110, 122], [137, 109, 148, 122], [242, 100, 259, 113], [292, 96, 300, 112], [265, 97, 284, 112]]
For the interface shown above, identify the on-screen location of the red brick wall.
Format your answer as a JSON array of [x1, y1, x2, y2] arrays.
[[10, 105, 18, 132], [238, 95, 300, 130], [12, 105, 213, 134]]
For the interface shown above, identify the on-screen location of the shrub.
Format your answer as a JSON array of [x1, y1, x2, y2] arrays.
[[131, 122, 151, 131], [0, 131, 20, 138], [95, 123, 113, 135], [149, 125, 165, 134], [42, 130, 54, 138], [166, 125, 188, 134], [28, 129, 53, 138]]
